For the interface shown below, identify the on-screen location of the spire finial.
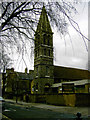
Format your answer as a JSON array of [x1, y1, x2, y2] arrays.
[[42, 2, 45, 10]]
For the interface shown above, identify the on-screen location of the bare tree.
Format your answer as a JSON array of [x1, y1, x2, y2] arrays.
[[0, 1, 89, 68], [0, 45, 12, 73], [0, 44, 12, 95]]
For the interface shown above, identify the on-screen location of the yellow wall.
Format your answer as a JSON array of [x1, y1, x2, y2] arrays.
[[58, 84, 90, 94], [64, 94, 76, 107], [75, 84, 89, 93], [31, 80, 34, 94]]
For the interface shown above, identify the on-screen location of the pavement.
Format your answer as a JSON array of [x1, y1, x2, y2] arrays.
[[5, 99, 90, 118]]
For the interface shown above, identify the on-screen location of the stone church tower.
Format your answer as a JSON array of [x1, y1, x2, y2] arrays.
[[33, 5, 54, 94]]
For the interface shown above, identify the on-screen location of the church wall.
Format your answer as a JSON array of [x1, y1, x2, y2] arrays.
[[46, 93, 90, 107], [46, 94, 66, 106], [75, 93, 90, 106], [32, 78, 54, 94]]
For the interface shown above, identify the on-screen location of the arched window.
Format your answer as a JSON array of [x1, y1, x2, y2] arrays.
[[47, 39, 49, 46], [46, 66, 49, 75], [43, 34, 46, 44], [48, 49, 50, 56], [44, 83, 50, 93], [44, 48, 46, 56], [47, 35, 50, 46]]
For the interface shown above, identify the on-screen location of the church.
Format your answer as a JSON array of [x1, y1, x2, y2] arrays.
[[5, 5, 90, 96], [30, 5, 90, 94]]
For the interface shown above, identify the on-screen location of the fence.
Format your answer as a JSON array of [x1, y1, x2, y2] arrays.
[[29, 93, 90, 107], [4, 93, 90, 107]]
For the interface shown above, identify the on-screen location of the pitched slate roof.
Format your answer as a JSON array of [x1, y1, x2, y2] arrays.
[[54, 66, 90, 80], [52, 79, 90, 87], [16, 72, 34, 81]]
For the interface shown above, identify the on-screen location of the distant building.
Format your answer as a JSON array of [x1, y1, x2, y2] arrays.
[[5, 68, 33, 96]]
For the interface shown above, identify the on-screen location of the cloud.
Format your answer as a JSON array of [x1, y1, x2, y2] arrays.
[[53, 2, 88, 70], [55, 54, 88, 69]]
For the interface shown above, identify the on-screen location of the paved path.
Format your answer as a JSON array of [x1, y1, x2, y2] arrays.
[[5, 99, 90, 118]]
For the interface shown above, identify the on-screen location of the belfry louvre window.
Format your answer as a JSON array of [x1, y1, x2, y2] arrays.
[[48, 49, 50, 56], [43, 34, 46, 44], [47, 39, 49, 46], [47, 35, 50, 45]]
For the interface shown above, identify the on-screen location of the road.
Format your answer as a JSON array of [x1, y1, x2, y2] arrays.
[[1, 99, 90, 120], [2, 102, 76, 120]]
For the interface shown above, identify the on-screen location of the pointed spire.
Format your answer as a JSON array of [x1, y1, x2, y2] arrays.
[[35, 5, 53, 34], [43, 2, 44, 7]]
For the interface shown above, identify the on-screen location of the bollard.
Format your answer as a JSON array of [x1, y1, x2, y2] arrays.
[[76, 112, 82, 120]]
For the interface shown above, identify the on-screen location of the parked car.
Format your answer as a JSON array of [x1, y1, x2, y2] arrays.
[[0, 96, 5, 111]]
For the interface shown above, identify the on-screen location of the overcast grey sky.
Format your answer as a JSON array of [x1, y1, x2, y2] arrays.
[[12, 1, 89, 72], [53, 2, 88, 70]]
